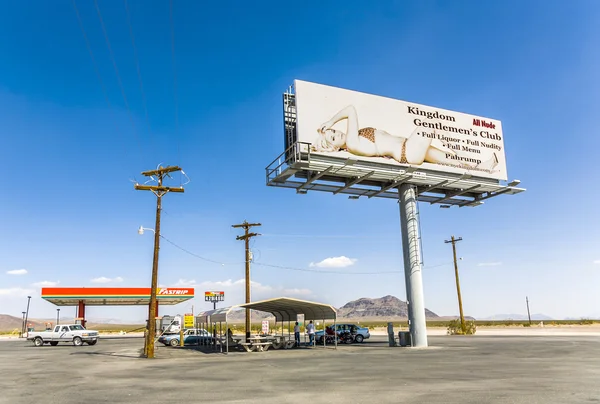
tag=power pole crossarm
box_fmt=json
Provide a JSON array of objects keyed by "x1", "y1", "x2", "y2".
[
  {"x1": 236, "y1": 232, "x2": 260, "y2": 241},
  {"x1": 232, "y1": 223, "x2": 261, "y2": 229},
  {"x1": 135, "y1": 165, "x2": 185, "y2": 359},
  {"x1": 232, "y1": 221, "x2": 261, "y2": 342},
  {"x1": 134, "y1": 185, "x2": 184, "y2": 193}
]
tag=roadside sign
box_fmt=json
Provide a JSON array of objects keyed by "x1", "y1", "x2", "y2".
[
  {"x1": 261, "y1": 320, "x2": 269, "y2": 335},
  {"x1": 184, "y1": 314, "x2": 194, "y2": 329},
  {"x1": 205, "y1": 291, "x2": 225, "y2": 302}
]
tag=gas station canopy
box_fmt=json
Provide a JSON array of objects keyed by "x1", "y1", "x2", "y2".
[{"x1": 41, "y1": 287, "x2": 194, "y2": 306}]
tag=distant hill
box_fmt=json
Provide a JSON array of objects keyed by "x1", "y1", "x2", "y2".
[
  {"x1": 337, "y1": 295, "x2": 439, "y2": 319},
  {"x1": 222, "y1": 296, "x2": 440, "y2": 323},
  {"x1": 0, "y1": 314, "x2": 45, "y2": 332},
  {"x1": 228, "y1": 309, "x2": 274, "y2": 322}
]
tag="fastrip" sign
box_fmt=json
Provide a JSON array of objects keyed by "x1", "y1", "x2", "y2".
[{"x1": 157, "y1": 288, "x2": 192, "y2": 295}]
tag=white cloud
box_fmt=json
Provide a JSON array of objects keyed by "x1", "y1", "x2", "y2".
[
  {"x1": 477, "y1": 262, "x2": 502, "y2": 267},
  {"x1": 593, "y1": 260, "x2": 600, "y2": 265},
  {"x1": 6, "y1": 269, "x2": 28, "y2": 275},
  {"x1": 173, "y1": 279, "x2": 197, "y2": 287},
  {"x1": 91, "y1": 276, "x2": 124, "y2": 284},
  {"x1": 0, "y1": 287, "x2": 34, "y2": 297},
  {"x1": 309, "y1": 256, "x2": 357, "y2": 268},
  {"x1": 32, "y1": 281, "x2": 60, "y2": 288}
]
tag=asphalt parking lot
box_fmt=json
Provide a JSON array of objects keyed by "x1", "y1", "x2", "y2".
[{"x1": 1, "y1": 335, "x2": 599, "y2": 404}]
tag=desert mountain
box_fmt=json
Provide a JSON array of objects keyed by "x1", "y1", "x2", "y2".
[
  {"x1": 0, "y1": 314, "x2": 45, "y2": 332},
  {"x1": 336, "y1": 295, "x2": 439, "y2": 319}
]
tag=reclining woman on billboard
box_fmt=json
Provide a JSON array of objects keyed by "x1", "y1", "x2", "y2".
[{"x1": 311, "y1": 105, "x2": 498, "y2": 172}]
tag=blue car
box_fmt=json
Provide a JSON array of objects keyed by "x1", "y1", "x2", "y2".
[{"x1": 158, "y1": 329, "x2": 212, "y2": 347}]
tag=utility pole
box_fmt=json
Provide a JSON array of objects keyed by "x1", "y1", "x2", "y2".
[
  {"x1": 21, "y1": 312, "x2": 26, "y2": 338},
  {"x1": 232, "y1": 221, "x2": 261, "y2": 342},
  {"x1": 526, "y1": 296, "x2": 532, "y2": 325},
  {"x1": 135, "y1": 165, "x2": 184, "y2": 358},
  {"x1": 445, "y1": 236, "x2": 466, "y2": 334},
  {"x1": 24, "y1": 296, "x2": 31, "y2": 338}
]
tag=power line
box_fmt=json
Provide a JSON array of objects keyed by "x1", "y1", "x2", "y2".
[
  {"x1": 261, "y1": 233, "x2": 385, "y2": 239},
  {"x1": 123, "y1": 0, "x2": 154, "y2": 155},
  {"x1": 160, "y1": 235, "x2": 244, "y2": 265},
  {"x1": 169, "y1": 0, "x2": 182, "y2": 179},
  {"x1": 94, "y1": 0, "x2": 145, "y2": 162},
  {"x1": 253, "y1": 261, "x2": 453, "y2": 274},
  {"x1": 158, "y1": 234, "x2": 453, "y2": 274},
  {"x1": 72, "y1": 0, "x2": 132, "y2": 168},
  {"x1": 253, "y1": 262, "x2": 404, "y2": 275}
]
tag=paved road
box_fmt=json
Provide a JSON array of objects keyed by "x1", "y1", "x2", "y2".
[{"x1": 1, "y1": 335, "x2": 599, "y2": 403}]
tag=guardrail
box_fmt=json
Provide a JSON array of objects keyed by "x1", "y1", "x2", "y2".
[{"x1": 265, "y1": 142, "x2": 312, "y2": 183}]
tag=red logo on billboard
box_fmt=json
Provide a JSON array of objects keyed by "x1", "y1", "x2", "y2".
[{"x1": 472, "y1": 119, "x2": 496, "y2": 129}]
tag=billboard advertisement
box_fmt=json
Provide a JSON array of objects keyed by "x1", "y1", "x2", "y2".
[
  {"x1": 294, "y1": 80, "x2": 508, "y2": 181},
  {"x1": 205, "y1": 291, "x2": 225, "y2": 302}
]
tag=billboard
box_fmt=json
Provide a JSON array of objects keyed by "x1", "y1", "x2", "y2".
[
  {"x1": 205, "y1": 291, "x2": 225, "y2": 302},
  {"x1": 294, "y1": 80, "x2": 508, "y2": 181}
]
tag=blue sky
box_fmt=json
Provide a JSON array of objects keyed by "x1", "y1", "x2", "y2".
[{"x1": 1, "y1": 0, "x2": 599, "y2": 323}]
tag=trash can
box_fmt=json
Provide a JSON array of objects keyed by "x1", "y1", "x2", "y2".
[
  {"x1": 387, "y1": 322, "x2": 395, "y2": 347},
  {"x1": 398, "y1": 331, "x2": 411, "y2": 347}
]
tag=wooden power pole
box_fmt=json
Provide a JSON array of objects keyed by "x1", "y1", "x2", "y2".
[
  {"x1": 232, "y1": 221, "x2": 261, "y2": 342},
  {"x1": 135, "y1": 165, "x2": 184, "y2": 358},
  {"x1": 445, "y1": 236, "x2": 466, "y2": 334},
  {"x1": 526, "y1": 296, "x2": 532, "y2": 325}
]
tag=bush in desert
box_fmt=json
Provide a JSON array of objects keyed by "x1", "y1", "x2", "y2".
[{"x1": 447, "y1": 319, "x2": 477, "y2": 335}]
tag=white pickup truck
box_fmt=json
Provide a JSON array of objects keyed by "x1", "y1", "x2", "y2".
[{"x1": 27, "y1": 324, "x2": 100, "y2": 347}]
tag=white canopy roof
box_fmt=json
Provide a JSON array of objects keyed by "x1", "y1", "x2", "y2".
[{"x1": 197, "y1": 297, "x2": 337, "y2": 323}]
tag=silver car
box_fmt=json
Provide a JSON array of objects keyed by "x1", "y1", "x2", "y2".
[{"x1": 315, "y1": 323, "x2": 371, "y2": 343}]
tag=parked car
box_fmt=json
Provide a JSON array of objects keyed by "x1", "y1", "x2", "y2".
[
  {"x1": 315, "y1": 324, "x2": 370, "y2": 343},
  {"x1": 27, "y1": 324, "x2": 99, "y2": 347},
  {"x1": 158, "y1": 328, "x2": 211, "y2": 347}
]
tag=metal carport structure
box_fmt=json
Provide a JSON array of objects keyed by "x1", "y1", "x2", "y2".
[{"x1": 197, "y1": 297, "x2": 337, "y2": 353}]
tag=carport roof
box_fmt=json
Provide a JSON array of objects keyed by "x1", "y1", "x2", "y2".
[{"x1": 197, "y1": 297, "x2": 337, "y2": 323}]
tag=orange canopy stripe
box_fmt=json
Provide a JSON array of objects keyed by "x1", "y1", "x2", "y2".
[{"x1": 41, "y1": 287, "x2": 194, "y2": 299}]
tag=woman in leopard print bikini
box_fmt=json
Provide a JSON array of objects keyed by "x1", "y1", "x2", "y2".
[{"x1": 312, "y1": 105, "x2": 498, "y2": 172}]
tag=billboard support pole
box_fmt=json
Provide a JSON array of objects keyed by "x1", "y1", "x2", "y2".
[{"x1": 398, "y1": 184, "x2": 428, "y2": 348}]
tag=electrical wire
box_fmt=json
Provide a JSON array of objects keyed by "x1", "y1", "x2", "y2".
[
  {"x1": 72, "y1": 0, "x2": 133, "y2": 168},
  {"x1": 260, "y1": 233, "x2": 391, "y2": 239},
  {"x1": 159, "y1": 235, "x2": 244, "y2": 265},
  {"x1": 123, "y1": 0, "x2": 154, "y2": 155},
  {"x1": 93, "y1": 0, "x2": 145, "y2": 162},
  {"x1": 168, "y1": 0, "x2": 182, "y2": 183},
  {"x1": 159, "y1": 234, "x2": 453, "y2": 275},
  {"x1": 253, "y1": 262, "x2": 404, "y2": 275}
]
